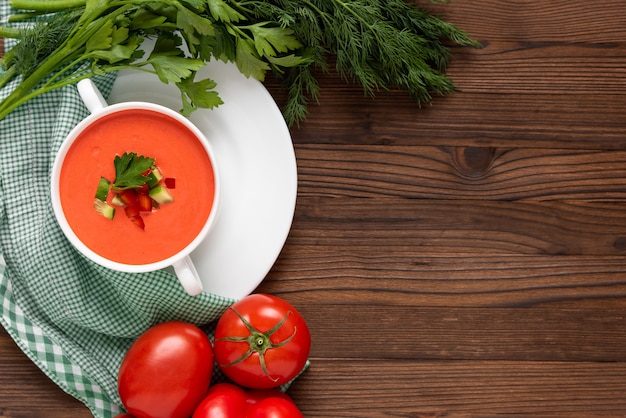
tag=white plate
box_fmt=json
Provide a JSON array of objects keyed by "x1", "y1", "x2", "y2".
[{"x1": 108, "y1": 62, "x2": 297, "y2": 300}]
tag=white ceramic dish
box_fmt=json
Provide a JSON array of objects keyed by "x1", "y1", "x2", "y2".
[{"x1": 109, "y1": 61, "x2": 297, "y2": 300}]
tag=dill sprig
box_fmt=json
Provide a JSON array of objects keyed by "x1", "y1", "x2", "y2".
[
  {"x1": 10, "y1": 10, "x2": 82, "y2": 78},
  {"x1": 240, "y1": 0, "x2": 480, "y2": 126}
]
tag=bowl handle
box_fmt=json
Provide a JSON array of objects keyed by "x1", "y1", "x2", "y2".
[
  {"x1": 172, "y1": 256, "x2": 204, "y2": 296},
  {"x1": 77, "y1": 79, "x2": 108, "y2": 114}
]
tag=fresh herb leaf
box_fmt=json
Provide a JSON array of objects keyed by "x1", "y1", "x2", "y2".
[
  {"x1": 178, "y1": 75, "x2": 223, "y2": 117},
  {"x1": 127, "y1": 9, "x2": 169, "y2": 31},
  {"x1": 206, "y1": 0, "x2": 245, "y2": 23},
  {"x1": 267, "y1": 54, "x2": 310, "y2": 72},
  {"x1": 246, "y1": 23, "x2": 302, "y2": 57},
  {"x1": 235, "y1": 39, "x2": 270, "y2": 81},
  {"x1": 149, "y1": 54, "x2": 206, "y2": 85},
  {"x1": 151, "y1": 33, "x2": 184, "y2": 57},
  {"x1": 113, "y1": 152, "x2": 155, "y2": 190},
  {"x1": 89, "y1": 40, "x2": 141, "y2": 64},
  {"x1": 9, "y1": 9, "x2": 81, "y2": 78},
  {"x1": 198, "y1": 24, "x2": 236, "y2": 62},
  {"x1": 176, "y1": 6, "x2": 215, "y2": 48}
]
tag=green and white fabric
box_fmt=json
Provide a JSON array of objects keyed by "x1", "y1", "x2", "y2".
[{"x1": 0, "y1": 1, "x2": 237, "y2": 416}]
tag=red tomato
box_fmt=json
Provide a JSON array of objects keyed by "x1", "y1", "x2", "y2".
[
  {"x1": 213, "y1": 294, "x2": 311, "y2": 389},
  {"x1": 192, "y1": 383, "x2": 248, "y2": 418},
  {"x1": 118, "y1": 321, "x2": 214, "y2": 418},
  {"x1": 246, "y1": 388, "x2": 294, "y2": 406},
  {"x1": 247, "y1": 397, "x2": 304, "y2": 418},
  {"x1": 192, "y1": 383, "x2": 303, "y2": 418}
]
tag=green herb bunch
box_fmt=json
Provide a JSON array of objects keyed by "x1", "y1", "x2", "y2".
[
  {"x1": 0, "y1": 0, "x2": 478, "y2": 125},
  {"x1": 244, "y1": 0, "x2": 480, "y2": 125},
  {"x1": 0, "y1": 0, "x2": 309, "y2": 120}
]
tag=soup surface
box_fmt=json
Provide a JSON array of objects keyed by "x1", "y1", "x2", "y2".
[{"x1": 59, "y1": 108, "x2": 216, "y2": 265}]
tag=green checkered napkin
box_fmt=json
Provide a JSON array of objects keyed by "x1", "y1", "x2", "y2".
[{"x1": 0, "y1": 3, "x2": 238, "y2": 417}]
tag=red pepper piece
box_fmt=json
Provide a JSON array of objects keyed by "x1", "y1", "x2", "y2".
[
  {"x1": 137, "y1": 192, "x2": 153, "y2": 212},
  {"x1": 124, "y1": 204, "x2": 140, "y2": 219},
  {"x1": 137, "y1": 183, "x2": 150, "y2": 194},
  {"x1": 128, "y1": 215, "x2": 145, "y2": 230},
  {"x1": 164, "y1": 178, "x2": 176, "y2": 189},
  {"x1": 117, "y1": 189, "x2": 138, "y2": 207}
]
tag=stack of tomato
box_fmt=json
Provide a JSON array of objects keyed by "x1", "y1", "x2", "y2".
[{"x1": 114, "y1": 294, "x2": 311, "y2": 418}]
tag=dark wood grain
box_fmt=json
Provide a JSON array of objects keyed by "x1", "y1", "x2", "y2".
[
  {"x1": 293, "y1": 146, "x2": 626, "y2": 199},
  {"x1": 287, "y1": 360, "x2": 626, "y2": 416},
  {"x1": 3, "y1": 0, "x2": 626, "y2": 416}
]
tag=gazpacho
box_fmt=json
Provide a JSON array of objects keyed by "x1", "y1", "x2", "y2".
[{"x1": 59, "y1": 108, "x2": 216, "y2": 265}]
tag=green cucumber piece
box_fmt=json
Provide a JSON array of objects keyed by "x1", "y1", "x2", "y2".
[
  {"x1": 145, "y1": 172, "x2": 158, "y2": 188},
  {"x1": 93, "y1": 199, "x2": 115, "y2": 220},
  {"x1": 146, "y1": 166, "x2": 164, "y2": 187},
  {"x1": 111, "y1": 194, "x2": 125, "y2": 207},
  {"x1": 149, "y1": 184, "x2": 174, "y2": 204},
  {"x1": 95, "y1": 177, "x2": 110, "y2": 201}
]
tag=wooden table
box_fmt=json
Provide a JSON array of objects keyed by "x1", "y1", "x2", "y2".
[{"x1": 3, "y1": 0, "x2": 626, "y2": 416}]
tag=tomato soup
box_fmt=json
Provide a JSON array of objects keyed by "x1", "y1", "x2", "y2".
[{"x1": 59, "y1": 108, "x2": 216, "y2": 265}]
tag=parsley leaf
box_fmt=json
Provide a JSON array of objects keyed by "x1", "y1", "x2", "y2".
[
  {"x1": 178, "y1": 75, "x2": 224, "y2": 117},
  {"x1": 246, "y1": 24, "x2": 302, "y2": 57},
  {"x1": 149, "y1": 54, "x2": 206, "y2": 84},
  {"x1": 177, "y1": 7, "x2": 212, "y2": 33},
  {"x1": 235, "y1": 39, "x2": 270, "y2": 81},
  {"x1": 113, "y1": 152, "x2": 155, "y2": 190},
  {"x1": 206, "y1": 0, "x2": 244, "y2": 23}
]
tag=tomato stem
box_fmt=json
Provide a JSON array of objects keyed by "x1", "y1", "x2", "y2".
[{"x1": 215, "y1": 308, "x2": 298, "y2": 381}]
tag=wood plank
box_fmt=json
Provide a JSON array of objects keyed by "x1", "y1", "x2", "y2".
[
  {"x1": 268, "y1": 41, "x2": 626, "y2": 96},
  {"x1": 258, "y1": 196, "x2": 626, "y2": 307},
  {"x1": 294, "y1": 146, "x2": 626, "y2": 199},
  {"x1": 260, "y1": 304, "x2": 626, "y2": 362},
  {"x1": 287, "y1": 359, "x2": 626, "y2": 416},
  {"x1": 425, "y1": 0, "x2": 626, "y2": 43},
  {"x1": 260, "y1": 252, "x2": 626, "y2": 308},
  {"x1": 282, "y1": 198, "x2": 626, "y2": 256},
  {"x1": 447, "y1": 41, "x2": 626, "y2": 95},
  {"x1": 266, "y1": 90, "x2": 626, "y2": 149}
]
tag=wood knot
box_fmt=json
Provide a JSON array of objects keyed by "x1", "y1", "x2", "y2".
[
  {"x1": 613, "y1": 237, "x2": 626, "y2": 251},
  {"x1": 452, "y1": 147, "x2": 495, "y2": 179}
]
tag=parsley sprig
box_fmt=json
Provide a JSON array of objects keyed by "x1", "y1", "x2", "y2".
[
  {"x1": 0, "y1": 0, "x2": 308, "y2": 120},
  {"x1": 112, "y1": 152, "x2": 154, "y2": 190},
  {"x1": 0, "y1": 0, "x2": 479, "y2": 126}
]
